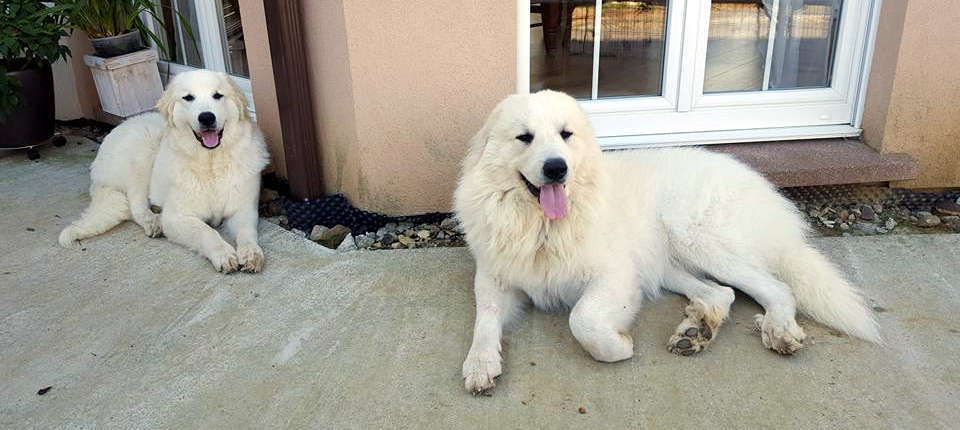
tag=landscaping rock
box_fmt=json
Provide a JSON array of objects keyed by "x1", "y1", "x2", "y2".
[
  {"x1": 356, "y1": 234, "x2": 376, "y2": 249},
  {"x1": 933, "y1": 198, "x2": 960, "y2": 216},
  {"x1": 336, "y1": 233, "x2": 358, "y2": 252},
  {"x1": 885, "y1": 218, "x2": 897, "y2": 230},
  {"x1": 859, "y1": 205, "x2": 876, "y2": 221},
  {"x1": 853, "y1": 222, "x2": 877, "y2": 235},
  {"x1": 916, "y1": 212, "x2": 941, "y2": 228},
  {"x1": 309, "y1": 225, "x2": 329, "y2": 242},
  {"x1": 259, "y1": 188, "x2": 280, "y2": 204},
  {"x1": 317, "y1": 225, "x2": 351, "y2": 249}
]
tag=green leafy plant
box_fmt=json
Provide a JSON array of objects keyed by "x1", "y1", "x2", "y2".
[
  {"x1": 0, "y1": 1, "x2": 71, "y2": 121},
  {"x1": 53, "y1": 0, "x2": 186, "y2": 57}
]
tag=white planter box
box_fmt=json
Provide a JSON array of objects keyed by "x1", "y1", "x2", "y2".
[{"x1": 84, "y1": 49, "x2": 163, "y2": 118}]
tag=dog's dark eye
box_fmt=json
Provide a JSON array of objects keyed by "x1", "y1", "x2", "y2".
[
  {"x1": 182, "y1": 94, "x2": 195, "y2": 102},
  {"x1": 560, "y1": 130, "x2": 573, "y2": 140},
  {"x1": 516, "y1": 133, "x2": 534, "y2": 144},
  {"x1": 212, "y1": 92, "x2": 224, "y2": 100}
]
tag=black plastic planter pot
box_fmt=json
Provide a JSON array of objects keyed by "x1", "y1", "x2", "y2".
[
  {"x1": 90, "y1": 31, "x2": 144, "y2": 58},
  {"x1": 0, "y1": 63, "x2": 55, "y2": 149}
]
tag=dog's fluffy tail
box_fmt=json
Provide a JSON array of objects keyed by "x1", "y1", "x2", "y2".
[
  {"x1": 775, "y1": 244, "x2": 881, "y2": 343},
  {"x1": 58, "y1": 187, "x2": 130, "y2": 247}
]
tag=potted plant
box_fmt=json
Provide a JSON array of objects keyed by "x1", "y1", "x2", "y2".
[
  {"x1": 57, "y1": 0, "x2": 178, "y2": 118},
  {"x1": 58, "y1": 0, "x2": 168, "y2": 58},
  {"x1": 0, "y1": 1, "x2": 71, "y2": 154}
]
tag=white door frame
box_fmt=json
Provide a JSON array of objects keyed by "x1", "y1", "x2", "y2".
[{"x1": 518, "y1": 0, "x2": 883, "y2": 148}]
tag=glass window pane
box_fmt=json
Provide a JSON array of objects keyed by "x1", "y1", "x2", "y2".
[
  {"x1": 157, "y1": 0, "x2": 203, "y2": 68},
  {"x1": 220, "y1": 0, "x2": 250, "y2": 78},
  {"x1": 530, "y1": 1, "x2": 596, "y2": 99},
  {"x1": 597, "y1": 0, "x2": 667, "y2": 98},
  {"x1": 768, "y1": 0, "x2": 842, "y2": 90},
  {"x1": 175, "y1": 0, "x2": 204, "y2": 68},
  {"x1": 704, "y1": 1, "x2": 770, "y2": 93}
]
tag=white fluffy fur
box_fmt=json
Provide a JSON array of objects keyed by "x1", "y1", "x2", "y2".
[
  {"x1": 59, "y1": 70, "x2": 269, "y2": 273},
  {"x1": 456, "y1": 90, "x2": 880, "y2": 394}
]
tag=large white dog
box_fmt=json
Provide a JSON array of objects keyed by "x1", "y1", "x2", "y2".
[
  {"x1": 455, "y1": 90, "x2": 881, "y2": 394},
  {"x1": 59, "y1": 70, "x2": 269, "y2": 273}
]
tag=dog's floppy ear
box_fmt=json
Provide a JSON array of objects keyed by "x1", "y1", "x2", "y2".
[
  {"x1": 155, "y1": 75, "x2": 180, "y2": 126},
  {"x1": 223, "y1": 73, "x2": 250, "y2": 122},
  {"x1": 461, "y1": 96, "x2": 513, "y2": 173}
]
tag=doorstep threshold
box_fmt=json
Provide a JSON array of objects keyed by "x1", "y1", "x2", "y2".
[{"x1": 706, "y1": 139, "x2": 919, "y2": 187}]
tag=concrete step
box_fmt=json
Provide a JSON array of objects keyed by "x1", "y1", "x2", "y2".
[{"x1": 708, "y1": 139, "x2": 919, "y2": 187}]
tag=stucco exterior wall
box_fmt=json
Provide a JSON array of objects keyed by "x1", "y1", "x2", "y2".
[
  {"x1": 295, "y1": 0, "x2": 517, "y2": 214},
  {"x1": 862, "y1": 0, "x2": 960, "y2": 188}
]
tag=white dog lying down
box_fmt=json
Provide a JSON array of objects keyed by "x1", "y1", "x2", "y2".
[
  {"x1": 59, "y1": 70, "x2": 269, "y2": 273},
  {"x1": 455, "y1": 90, "x2": 880, "y2": 394}
]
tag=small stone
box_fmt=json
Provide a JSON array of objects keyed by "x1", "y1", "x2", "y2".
[
  {"x1": 436, "y1": 231, "x2": 447, "y2": 240},
  {"x1": 266, "y1": 200, "x2": 283, "y2": 217},
  {"x1": 308, "y1": 225, "x2": 329, "y2": 241},
  {"x1": 885, "y1": 218, "x2": 897, "y2": 230},
  {"x1": 578, "y1": 407, "x2": 587, "y2": 414},
  {"x1": 417, "y1": 230, "x2": 432, "y2": 240},
  {"x1": 259, "y1": 187, "x2": 280, "y2": 204},
  {"x1": 933, "y1": 198, "x2": 960, "y2": 216},
  {"x1": 318, "y1": 225, "x2": 352, "y2": 249},
  {"x1": 875, "y1": 227, "x2": 888, "y2": 234},
  {"x1": 336, "y1": 233, "x2": 358, "y2": 252},
  {"x1": 821, "y1": 219, "x2": 835, "y2": 228},
  {"x1": 909, "y1": 215, "x2": 918, "y2": 223},
  {"x1": 872, "y1": 203, "x2": 883, "y2": 214},
  {"x1": 808, "y1": 209, "x2": 821, "y2": 218},
  {"x1": 398, "y1": 222, "x2": 414, "y2": 231},
  {"x1": 916, "y1": 212, "x2": 941, "y2": 227},
  {"x1": 853, "y1": 222, "x2": 876, "y2": 235},
  {"x1": 390, "y1": 242, "x2": 404, "y2": 249},
  {"x1": 859, "y1": 205, "x2": 876, "y2": 221},
  {"x1": 440, "y1": 217, "x2": 460, "y2": 231},
  {"x1": 839, "y1": 209, "x2": 850, "y2": 221},
  {"x1": 398, "y1": 235, "x2": 415, "y2": 247},
  {"x1": 942, "y1": 215, "x2": 960, "y2": 224},
  {"x1": 380, "y1": 233, "x2": 396, "y2": 246},
  {"x1": 356, "y1": 234, "x2": 376, "y2": 249},
  {"x1": 379, "y1": 223, "x2": 398, "y2": 235},
  {"x1": 840, "y1": 222, "x2": 849, "y2": 230},
  {"x1": 290, "y1": 228, "x2": 306, "y2": 238},
  {"x1": 403, "y1": 229, "x2": 416, "y2": 237}
]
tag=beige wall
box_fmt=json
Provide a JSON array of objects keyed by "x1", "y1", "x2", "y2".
[
  {"x1": 52, "y1": 32, "x2": 100, "y2": 121},
  {"x1": 862, "y1": 0, "x2": 960, "y2": 188},
  {"x1": 296, "y1": 0, "x2": 517, "y2": 214}
]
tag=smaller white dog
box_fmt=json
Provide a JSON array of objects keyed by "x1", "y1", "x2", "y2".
[{"x1": 59, "y1": 70, "x2": 269, "y2": 273}]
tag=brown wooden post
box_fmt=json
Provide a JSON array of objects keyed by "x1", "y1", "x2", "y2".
[{"x1": 262, "y1": 0, "x2": 323, "y2": 200}]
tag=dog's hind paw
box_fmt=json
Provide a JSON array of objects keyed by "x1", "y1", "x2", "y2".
[
  {"x1": 668, "y1": 298, "x2": 726, "y2": 356},
  {"x1": 754, "y1": 312, "x2": 806, "y2": 355}
]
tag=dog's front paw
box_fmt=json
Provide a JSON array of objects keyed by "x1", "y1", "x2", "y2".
[
  {"x1": 237, "y1": 244, "x2": 264, "y2": 273},
  {"x1": 462, "y1": 352, "x2": 502, "y2": 395},
  {"x1": 141, "y1": 214, "x2": 163, "y2": 238},
  {"x1": 209, "y1": 246, "x2": 239, "y2": 273}
]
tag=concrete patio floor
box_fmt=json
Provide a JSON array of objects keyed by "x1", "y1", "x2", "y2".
[{"x1": 2, "y1": 141, "x2": 959, "y2": 429}]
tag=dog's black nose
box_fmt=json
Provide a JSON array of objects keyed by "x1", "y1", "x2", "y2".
[
  {"x1": 198, "y1": 112, "x2": 216, "y2": 127},
  {"x1": 542, "y1": 158, "x2": 568, "y2": 182}
]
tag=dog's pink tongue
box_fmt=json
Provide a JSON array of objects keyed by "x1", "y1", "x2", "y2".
[
  {"x1": 200, "y1": 130, "x2": 220, "y2": 148},
  {"x1": 538, "y1": 184, "x2": 568, "y2": 220}
]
